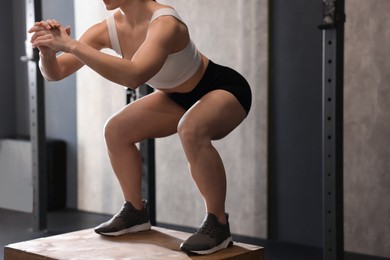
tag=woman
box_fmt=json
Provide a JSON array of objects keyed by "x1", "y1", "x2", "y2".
[{"x1": 28, "y1": 0, "x2": 251, "y2": 255}]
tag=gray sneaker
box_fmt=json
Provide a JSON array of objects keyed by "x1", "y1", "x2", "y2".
[
  {"x1": 180, "y1": 213, "x2": 233, "y2": 255},
  {"x1": 94, "y1": 200, "x2": 151, "y2": 236}
]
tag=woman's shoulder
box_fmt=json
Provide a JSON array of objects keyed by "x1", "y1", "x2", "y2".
[
  {"x1": 79, "y1": 17, "x2": 111, "y2": 49},
  {"x1": 86, "y1": 18, "x2": 110, "y2": 37},
  {"x1": 149, "y1": 3, "x2": 180, "y2": 18}
]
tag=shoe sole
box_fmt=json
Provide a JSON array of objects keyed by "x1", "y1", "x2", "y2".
[
  {"x1": 180, "y1": 236, "x2": 233, "y2": 255},
  {"x1": 96, "y1": 222, "x2": 151, "y2": 236}
]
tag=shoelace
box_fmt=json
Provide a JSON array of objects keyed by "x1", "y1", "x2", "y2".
[{"x1": 197, "y1": 221, "x2": 217, "y2": 238}]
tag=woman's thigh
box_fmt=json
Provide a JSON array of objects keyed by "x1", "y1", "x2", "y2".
[
  {"x1": 178, "y1": 89, "x2": 247, "y2": 141},
  {"x1": 106, "y1": 90, "x2": 185, "y2": 143}
]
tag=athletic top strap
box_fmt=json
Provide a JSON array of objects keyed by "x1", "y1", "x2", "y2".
[
  {"x1": 150, "y1": 8, "x2": 184, "y2": 24},
  {"x1": 106, "y1": 13, "x2": 122, "y2": 56},
  {"x1": 106, "y1": 8, "x2": 183, "y2": 56}
]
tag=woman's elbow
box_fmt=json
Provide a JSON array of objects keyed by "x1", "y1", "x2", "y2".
[
  {"x1": 39, "y1": 66, "x2": 65, "y2": 82},
  {"x1": 42, "y1": 73, "x2": 64, "y2": 82},
  {"x1": 123, "y1": 75, "x2": 147, "y2": 89},
  {"x1": 124, "y1": 81, "x2": 141, "y2": 90}
]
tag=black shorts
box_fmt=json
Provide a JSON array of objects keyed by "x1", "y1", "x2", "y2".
[{"x1": 165, "y1": 60, "x2": 252, "y2": 115}]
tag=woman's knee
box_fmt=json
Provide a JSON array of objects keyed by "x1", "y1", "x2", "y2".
[
  {"x1": 104, "y1": 114, "x2": 131, "y2": 148},
  {"x1": 177, "y1": 119, "x2": 210, "y2": 151},
  {"x1": 104, "y1": 116, "x2": 119, "y2": 145}
]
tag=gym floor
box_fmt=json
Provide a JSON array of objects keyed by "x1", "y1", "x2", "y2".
[{"x1": 0, "y1": 208, "x2": 385, "y2": 260}]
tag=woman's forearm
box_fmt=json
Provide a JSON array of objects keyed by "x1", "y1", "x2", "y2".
[
  {"x1": 69, "y1": 40, "x2": 145, "y2": 89},
  {"x1": 39, "y1": 53, "x2": 64, "y2": 81}
]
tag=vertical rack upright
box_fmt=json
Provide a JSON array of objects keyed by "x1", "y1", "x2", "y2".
[
  {"x1": 24, "y1": 0, "x2": 47, "y2": 231},
  {"x1": 126, "y1": 86, "x2": 156, "y2": 225},
  {"x1": 319, "y1": 0, "x2": 345, "y2": 259}
]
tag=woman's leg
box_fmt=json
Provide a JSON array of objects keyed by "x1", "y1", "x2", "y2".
[
  {"x1": 104, "y1": 91, "x2": 184, "y2": 210},
  {"x1": 177, "y1": 89, "x2": 247, "y2": 224}
]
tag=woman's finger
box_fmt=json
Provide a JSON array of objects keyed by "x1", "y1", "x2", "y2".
[
  {"x1": 65, "y1": 26, "x2": 71, "y2": 36},
  {"x1": 46, "y1": 19, "x2": 61, "y2": 29},
  {"x1": 28, "y1": 22, "x2": 46, "y2": 32},
  {"x1": 31, "y1": 34, "x2": 53, "y2": 48},
  {"x1": 28, "y1": 19, "x2": 61, "y2": 33},
  {"x1": 30, "y1": 30, "x2": 49, "y2": 42},
  {"x1": 28, "y1": 24, "x2": 47, "y2": 33}
]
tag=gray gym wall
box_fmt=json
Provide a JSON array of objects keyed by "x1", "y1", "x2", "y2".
[
  {"x1": 268, "y1": 0, "x2": 324, "y2": 247},
  {"x1": 344, "y1": 0, "x2": 390, "y2": 257},
  {"x1": 74, "y1": 1, "x2": 128, "y2": 215},
  {"x1": 41, "y1": 0, "x2": 78, "y2": 210},
  {"x1": 1, "y1": 1, "x2": 16, "y2": 137}
]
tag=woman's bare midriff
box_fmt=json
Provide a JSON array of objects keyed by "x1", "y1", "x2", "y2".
[{"x1": 157, "y1": 54, "x2": 209, "y2": 94}]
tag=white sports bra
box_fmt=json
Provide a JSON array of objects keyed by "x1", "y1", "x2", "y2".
[{"x1": 106, "y1": 8, "x2": 201, "y2": 89}]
